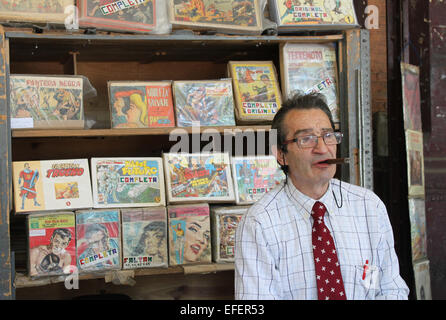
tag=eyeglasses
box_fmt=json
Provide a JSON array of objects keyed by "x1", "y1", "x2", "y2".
[{"x1": 282, "y1": 132, "x2": 343, "y2": 149}]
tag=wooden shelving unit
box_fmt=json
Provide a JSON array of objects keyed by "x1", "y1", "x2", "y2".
[{"x1": 0, "y1": 27, "x2": 371, "y2": 299}]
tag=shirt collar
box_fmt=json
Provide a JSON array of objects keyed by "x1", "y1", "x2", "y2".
[{"x1": 285, "y1": 180, "x2": 337, "y2": 219}]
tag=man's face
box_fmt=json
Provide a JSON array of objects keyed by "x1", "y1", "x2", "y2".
[
  {"x1": 277, "y1": 108, "x2": 337, "y2": 193},
  {"x1": 50, "y1": 234, "x2": 70, "y2": 255}
]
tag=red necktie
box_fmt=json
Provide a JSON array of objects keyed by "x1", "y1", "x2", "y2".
[{"x1": 311, "y1": 201, "x2": 346, "y2": 300}]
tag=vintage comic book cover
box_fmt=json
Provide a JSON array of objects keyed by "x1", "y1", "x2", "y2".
[
  {"x1": 168, "y1": 0, "x2": 263, "y2": 34},
  {"x1": 231, "y1": 156, "x2": 285, "y2": 204},
  {"x1": 269, "y1": 0, "x2": 358, "y2": 31},
  {"x1": 210, "y1": 205, "x2": 248, "y2": 263},
  {"x1": 9, "y1": 75, "x2": 84, "y2": 129},
  {"x1": 27, "y1": 212, "x2": 76, "y2": 278},
  {"x1": 108, "y1": 81, "x2": 175, "y2": 128},
  {"x1": 408, "y1": 198, "x2": 427, "y2": 262},
  {"x1": 167, "y1": 203, "x2": 211, "y2": 266},
  {"x1": 173, "y1": 80, "x2": 236, "y2": 127},
  {"x1": 401, "y1": 63, "x2": 422, "y2": 132},
  {"x1": 0, "y1": 0, "x2": 74, "y2": 24},
  {"x1": 76, "y1": 209, "x2": 121, "y2": 273},
  {"x1": 280, "y1": 42, "x2": 340, "y2": 124},
  {"x1": 91, "y1": 157, "x2": 165, "y2": 208},
  {"x1": 405, "y1": 130, "x2": 425, "y2": 197},
  {"x1": 12, "y1": 159, "x2": 93, "y2": 214},
  {"x1": 78, "y1": 0, "x2": 156, "y2": 33},
  {"x1": 121, "y1": 207, "x2": 168, "y2": 269},
  {"x1": 163, "y1": 152, "x2": 235, "y2": 203},
  {"x1": 228, "y1": 61, "x2": 282, "y2": 123},
  {"x1": 413, "y1": 259, "x2": 432, "y2": 300}
]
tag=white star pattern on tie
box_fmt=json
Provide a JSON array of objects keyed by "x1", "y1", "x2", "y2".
[{"x1": 311, "y1": 201, "x2": 346, "y2": 300}]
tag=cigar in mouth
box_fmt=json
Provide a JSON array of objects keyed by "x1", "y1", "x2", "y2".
[{"x1": 322, "y1": 158, "x2": 350, "y2": 165}]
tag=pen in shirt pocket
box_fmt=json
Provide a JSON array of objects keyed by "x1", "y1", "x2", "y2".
[{"x1": 362, "y1": 260, "x2": 369, "y2": 280}]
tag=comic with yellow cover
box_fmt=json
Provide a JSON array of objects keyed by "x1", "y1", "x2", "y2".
[{"x1": 228, "y1": 61, "x2": 282, "y2": 123}]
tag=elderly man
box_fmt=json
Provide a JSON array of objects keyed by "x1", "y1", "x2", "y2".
[{"x1": 235, "y1": 93, "x2": 409, "y2": 300}]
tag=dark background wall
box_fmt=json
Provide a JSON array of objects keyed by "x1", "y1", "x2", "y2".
[{"x1": 386, "y1": 0, "x2": 446, "y2": 299}]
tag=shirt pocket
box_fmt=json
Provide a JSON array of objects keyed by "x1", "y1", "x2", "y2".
[{"x1": 353, "y1": 264, "x2": 380, "y2": 299}]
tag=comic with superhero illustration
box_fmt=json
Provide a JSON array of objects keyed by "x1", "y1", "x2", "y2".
[
  {"x1": 76, "y1": 209, "x2": 121, "y2": 273},
  {"x1": 9, "y1": 75, "x2": 84, "y2": 129},
  {"x1": 168, "y1": 203, "x2": 211, "y2": 266},
  {"x1": 269, "y1": 0, "x2": 358, "y2": 31},
  {"x1": 12, "y1": 159, "x2": 93, "y2": 214},
  {"x1": 121, "y1": 207, "x2": 168, "y2": 269},
  {"x1": 108, "y1": 81, "x2": 175, "y2": 128},
  {"x1": 280, "y1": 42, "x2": 340, "y2": 125},
  {"x1": 231, "y1": 156, "x2": 285, "y2": 205},
  {"x1": 27, "y1": 212, "x2": 76, "y2": 278},
  {"x1": 163, "y1": 152, "x2": 235, "y2": 203},
  {"x1": 0, "y1": 0, "x2": 74, "y2": 24},
  {"x1": 91, "y1": 157, "x2": 165, "y2": 208},
  {"x1": 78, "y1": 0, "x2": 157, "y2": 33},
  {"x1": 168, "y1": 0, "x2": 263, "y2": 34},
  {"x1": 211, "y1": 206, "x2": 248, "y2": 262},
  {"x1": 173, "y1": 80, "x2": 236, "y2": 127},
  {"x1": 228, "y1": 61, "x2": 282, "y2": 123}
]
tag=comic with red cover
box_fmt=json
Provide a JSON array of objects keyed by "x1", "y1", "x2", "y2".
[{"x1": 28, "y1": 212, "x2": 76, "y2": 277}]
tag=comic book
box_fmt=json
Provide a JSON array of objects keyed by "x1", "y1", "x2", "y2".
[
  {"x1": 27, "y1": 212, "x2": 76, "y2": 277},
  {"x1": 76, "y1": 209, "x2": 121, "y2": 273},
  {"x1": 9, "y1": 75, "x2": 84, "y2": 129},
  {"x1": 0, "y1": 0, "x2": 74, "y2": 24},
  {"x1": 167, "y1": 203, "x2": 211, "y2": 266},
  {"x1": 231, "y1": 156, "x2": 285, "y2": 204},
  {"x1": 108, "y1": 81, "x2": 175, "y2": 128},
  {"x1": 172, "y1": 80, "x2": 236, "y2": 127},
  {"x1": 401, "y1": 63, "x2": 422, "y2": 132},
  {"x1": 12, "y1": 159, "x2": 93, "y2": 214},
  {"x1": 210, "y1": 206, "x2": 248, "y2": 263},
  {"x1": 413, "y1": 260, "x2": 432, "y2": 300},
  {"x1": 405, "y1": 130, "x2": 425, "y2": 197},
  {"x1": 269, "y1": 0, "x2": 358, "y2": 32},
  {"x1": 280, "y1": 42, "x2": 340, "y2": 124},
  {"x1": 163, "y1": 152, "x2": 235, "y2": 203},
  {"x1": 121, "y1": 207, "x2": 168, "y2": 269},
  {"x1": 408, "y1": 198, "x2": 427, "y2": 262},
  {"x1": 228, "y1": 61, "x2": 282, "y2": 123},
  {"x1": 168, "y1": 0, "x2": 263, "y2": 34},
  {"x1": 91, "y1": 157, "x2": 165, "y2": 208},
  {"x1": 78, "y1": 0, "x2": 157, "y2": 33}
]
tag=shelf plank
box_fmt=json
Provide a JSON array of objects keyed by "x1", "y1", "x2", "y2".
[
  {"x1": 5, "y1": 28, "x2": 344, "y2": 43},
  {"x1": 14, "y1": 263, "x2": 234, "y2": 289},
  {"x1": 12, "y1": 126, "x2": 272, "y2": 138}
]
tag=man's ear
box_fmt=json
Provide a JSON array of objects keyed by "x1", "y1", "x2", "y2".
[{"x1": 272, "y1": 145, "x2": 286, "y2": 167}]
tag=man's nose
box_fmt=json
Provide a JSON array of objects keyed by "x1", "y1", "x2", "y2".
[{"x1": 313, "y1": 136, "x2": 329, "y2": 153}]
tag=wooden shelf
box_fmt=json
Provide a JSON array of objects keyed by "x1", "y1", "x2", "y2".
[
  {"x1": 11, "y1": 126, "x2": 272, "y2": 138},
  {"x1": 14, "y1": 263, "x2": 234, "y2": 289}
]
